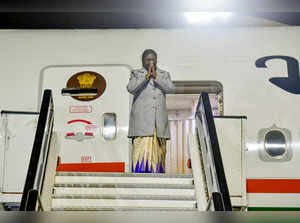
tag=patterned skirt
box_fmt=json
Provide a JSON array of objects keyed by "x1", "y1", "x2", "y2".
[{"x1": 132, "y1": 129, "x2": 167, "y2": 173}]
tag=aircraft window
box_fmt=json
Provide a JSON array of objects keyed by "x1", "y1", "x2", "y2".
[
  {"x1": 264, "y1": 130, "x2": 287, "y2": 158},
  {"x1": 103, "y1": 113, "x2": 117, "y2": 140}
]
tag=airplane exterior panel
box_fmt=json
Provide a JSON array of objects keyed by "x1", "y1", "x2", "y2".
[{"x1": 0, "y1": 28, "x2": 300, "y2": 207}]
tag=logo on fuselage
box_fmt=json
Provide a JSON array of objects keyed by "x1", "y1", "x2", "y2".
[
  {"x1": 255, "y1": 55, "x2": 300, "y2": 94},
  {"x1": 66, "y1": 71, "x2": 106, "y2": 101}
]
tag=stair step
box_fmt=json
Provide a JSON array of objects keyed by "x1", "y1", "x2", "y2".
[
  {"x1": 52, "y1": 194, "x2": 195, "y2": 200},
  {"x1": 55, "y1": 176, "x2": 194, "y2": 186},
  {"x1": 53, "y1": 187, "x2": 195, "y2": 198},
  {"x1": 54, "y1": 183, "x2": 194, "y2": 189},
  {"x1": 51, "y1": 207, "x2": 197, "y2": 211},
  {"x1": 56, "y1": 172, "x2": 193, "y2": 178},
  {"x1": 52, "y1": 173, "x2": 197, "y2": 211},
  {"x1": 52, "y1": 198, "x2": 197, "y2": 210}
]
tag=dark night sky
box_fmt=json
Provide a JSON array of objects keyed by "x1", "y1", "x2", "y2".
[{"x1": 1, "y1": 0, "x2": 300, "y2": 28}]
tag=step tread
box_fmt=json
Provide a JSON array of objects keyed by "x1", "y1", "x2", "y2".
[
  {"x1": 55, "y1": 176, "x2": 194, "y2": 186},
  {"x1": 52, "y1": 194, "x2": 196, "y2": 200},
  {"x1": 51, "y1": 207, "x2": 198, "y2": 211},
  {"x1": 53, "y1": 187, "x2": 195, "y2": 197},
  {"x1": 52, "y1": 199, "x2": 197, "y2": 209},
  {"x1": 54, "y1": 183, "x2": 195, "y2": 189},
  {"x1": 56, "y1": 172, "x2": 193, "y2": 178}
]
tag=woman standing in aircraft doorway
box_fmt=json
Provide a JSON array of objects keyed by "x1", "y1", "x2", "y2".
[{"x1": 127, "y1": 49, "x2": 175, "y2": 173}]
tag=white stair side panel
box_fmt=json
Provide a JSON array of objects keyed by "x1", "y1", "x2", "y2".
[{"x1": 188, "y1": 134, "x2": 208, "y2": 211}]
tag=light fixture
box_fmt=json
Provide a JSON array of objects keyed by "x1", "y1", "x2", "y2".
[{"x1": 185, "y1": 12, "x2": 232, "y2": 24}]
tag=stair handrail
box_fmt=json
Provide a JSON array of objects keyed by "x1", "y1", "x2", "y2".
[
  {"x1": 19, "y1": 89, "x2": 54, "y2": 211},
  {"x1": 195, "y1": 92, "x2": 232, "y2": 211}
]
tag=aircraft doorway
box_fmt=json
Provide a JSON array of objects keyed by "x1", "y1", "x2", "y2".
[{"x1": 165, "y1": 81, "x2": 223, "y2": 174}]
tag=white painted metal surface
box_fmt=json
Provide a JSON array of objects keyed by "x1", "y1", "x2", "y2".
[
  {"x1": 214, "y1": 118, "x2": 247, "y2": 207},
  {"x1": 40, "y1": 132, "x2": 62, "y2": 211},
  {"x1": 0, "y1": 113, "x2": 38, "y2": 192},
  {"x1": 41, "y1": 65, "x2": 131, "y2": 171},
  {"x1": 248, "y1": 193, "x2": 300, "y2": 207},
  {"x1": 188, "y1": 134, "x2": 207, "y2": 211}
]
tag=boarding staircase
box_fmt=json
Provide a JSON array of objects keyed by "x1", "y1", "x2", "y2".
[
  {"x1": 19, "y1": 90, "x2": 232, "y2": 212},
  {"x1": 52, "y1": 172, "x2": 196, "y2": 211}
]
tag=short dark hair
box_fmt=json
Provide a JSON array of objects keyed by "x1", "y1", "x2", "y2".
[{"x1": 142, "y1": 49, "x2": 157, "y2": 61}]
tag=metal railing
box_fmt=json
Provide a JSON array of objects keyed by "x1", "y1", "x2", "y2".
[
  {"x1": 19, "y1": 89, "x2": 54, "y2": 211},
  {"x1": 195, "y1": 92, "x2": 232, "y2": 211}
]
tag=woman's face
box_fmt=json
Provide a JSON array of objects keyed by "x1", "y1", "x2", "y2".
[{"x1": 143, "y1": 53, "x2": 157, "y2": 70}]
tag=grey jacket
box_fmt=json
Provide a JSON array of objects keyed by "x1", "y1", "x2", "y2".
[{"x1": 127, "y1": 67, "x2": 175, "y2": 139}]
